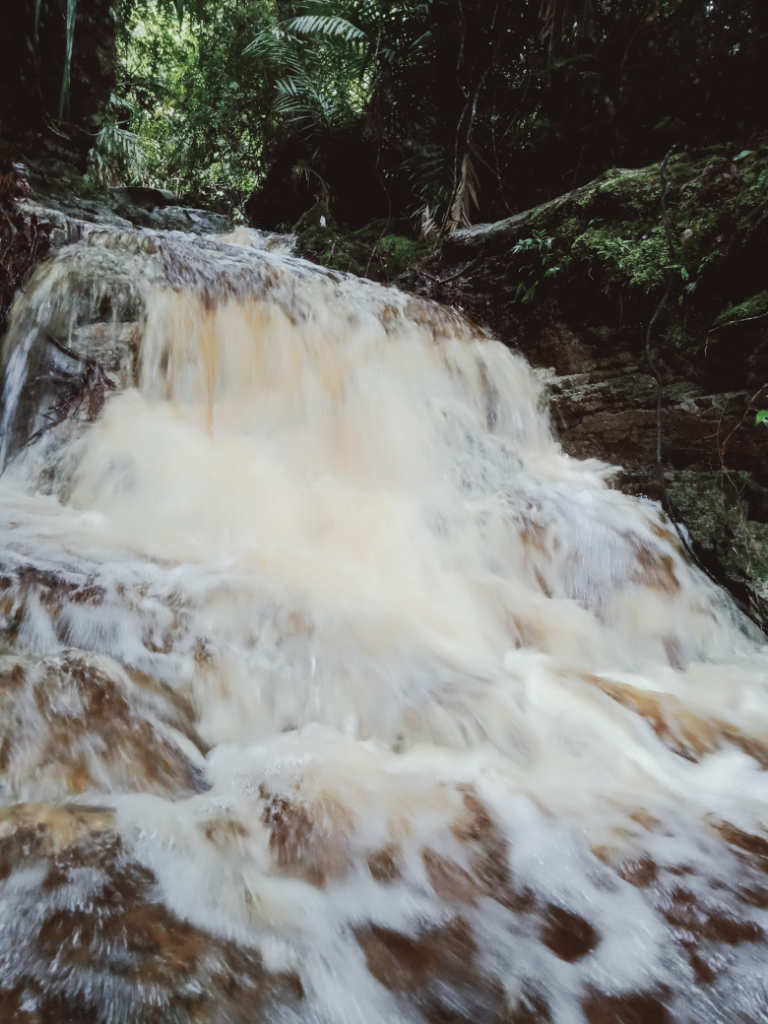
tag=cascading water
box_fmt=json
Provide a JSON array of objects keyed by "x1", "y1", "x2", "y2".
[{"x1": 0, "y1": 227, "x2": 765, "y2": 1024}]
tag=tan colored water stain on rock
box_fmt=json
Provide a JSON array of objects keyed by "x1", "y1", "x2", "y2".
[
  {"x1": 586, "y1": 675, "x2": 768, "y2": 767},
  {"x1": 451, "y1": 790, "x2": 533, "y2": 912},
  {"x1": 367, "y1": 841, "x2": 402, "y2": 883},
  {"x1": 422, "y1": 847, "x2": 480, "y2": 905},
  {"x1": 713, "y1": 820, "x2": 768, "y2": 872}
]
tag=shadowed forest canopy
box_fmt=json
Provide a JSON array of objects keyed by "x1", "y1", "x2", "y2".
[
  {"x1": 5, "y1": 0, "x2": 768, "y2": 230},
  {"x1": 102, "y1": 0, "x2": 768, "y2": 229}
]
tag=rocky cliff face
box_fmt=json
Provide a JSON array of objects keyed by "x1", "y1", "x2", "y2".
[{"x1": 403, "y1": 149, "x2": 768, "y2": 625}]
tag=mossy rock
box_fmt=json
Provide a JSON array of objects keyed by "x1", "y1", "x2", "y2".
[
  {"x1": 431, "y1": 145, "x2": 768, "y2": 361},
  {"x1": 666, "y1": 470, "x2": 768, "y2": 614},
  {"x1": 715, "y1": 291, "x2": 768, "y2": 327},
  {"x1": 294, "y1": 221, "x2": 433, "y2": 283}
]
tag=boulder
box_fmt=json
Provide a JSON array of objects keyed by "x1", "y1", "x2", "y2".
[{"x1": 109, "y1": 186, "x2": 179, "y2": 213}]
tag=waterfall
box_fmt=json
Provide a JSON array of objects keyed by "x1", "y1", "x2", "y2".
[{"x1": 0, "y1": 227, "x2": 765, "y2": 1024}]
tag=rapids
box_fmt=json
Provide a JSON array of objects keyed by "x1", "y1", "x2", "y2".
[{"x1": 0, "y1": 227, "x2": 765, "y2": 1024}]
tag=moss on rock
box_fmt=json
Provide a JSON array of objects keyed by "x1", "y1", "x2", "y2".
[
  {"x1": 666, "y1": 470, "x2": 768, "y2": 615},
  {"x1": 294, "y1": 220, "x2": 432, "y2": 283},
  {"x1": 425, "y1": 146, "x2": 768, "y2": 361},
  {"x1": 715, "y1": 291, "x2": 768, "y2": 327}
]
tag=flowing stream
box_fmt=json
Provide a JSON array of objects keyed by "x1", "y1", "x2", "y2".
[{"x1": 0, "y1": 227, "x2": 766, "y2": 1024}]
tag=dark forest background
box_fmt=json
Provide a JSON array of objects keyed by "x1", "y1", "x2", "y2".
[{"x1": 1, "y1": 0, "x2": 766, "y2": 233}]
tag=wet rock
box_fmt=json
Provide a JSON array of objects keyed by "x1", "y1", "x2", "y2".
[
  {"x1": 663, "y1": 469, "x2": 768, "y2": 610},
  {"x1": 583, "y1": 991, "x2": 671, "y2": 1024},
  {"x1": 540, "y1": 904, "x2": 600, "y2": 963},
  {"x1": 182, "y1": 209, "x2": 234, "y2": 235},
  {"x1": 259, "y1": 783, "x2": 353, "y2": 887},
  {"x1": 0, "y1": 160, "x2": 52, "y2": 332},
  {"x1": 356, "y1": 917, "x2": 513, "y2": 1024},
  {"x1": 0, "y1": 804, "x2": 304, "y2": 1024},
  {"x1": 109, "y1": 186, "x2": 179, "y2": 213},
  {"x1": 9, "y1": 162, "x2": 233, "y2": 249},
  {"x1": 0, "y1": 651, "x2": 207, "y2": 801}
]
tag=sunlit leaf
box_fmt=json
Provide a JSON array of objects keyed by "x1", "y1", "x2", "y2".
[{"x1": 756, "y1": 410, "x2": 768, "y2": 427}]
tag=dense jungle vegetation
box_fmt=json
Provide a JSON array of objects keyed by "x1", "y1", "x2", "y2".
[{"x1": 70, "y1": 0, "x2": 766, "y2": 234}]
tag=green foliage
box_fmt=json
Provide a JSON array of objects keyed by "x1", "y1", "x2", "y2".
[
  {"x1": 34, "y1": 0, "x2": 186, "y2": 122},
  {"x1": 715, "y1": 292, "x2": 768, "y2": 327},
  {"x1": 492, "y1": 149, "x2": 768, "y2": 368},
  {"x1": 59, "y1": 0, "x2": 77, "y2": 119},
  {"x1": 283, "y1": 15, "x2": 366, "y2": 42},
  {"x1": 87, "y1": 96, "x2": 151, "y2": 185},
  {"x1": 34, "y1": 0, "x2": 44, "y2": 54},
  {"x1": 572, "y1": 228, "x2": 670, "y2": 292},
  {"x1": 32, "y1": 0, "x2": 79, "y2": 120},
  {"x1": 741, "y1": 158, "x2": 768, "y2": 208},
  {"x1": 378, "y1": 234, "x2": 430, "y2": 278},
  {"x1": 294, "y1": 221, "x2": 431, "y2": 281},
  {"x1": 74, "y1": 0, "x2": 766, "y2": 232},
  {"x1": 107, "y1": 0, "x2": 274, "y2": 212},
  {"x1": 508, "y1": 231, "x2": 570, "y2": 303},
  {"x1": 756, "y1": 410, "x2": 768, "y2": 427}
]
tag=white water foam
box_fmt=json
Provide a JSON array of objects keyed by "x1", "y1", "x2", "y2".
[{"x1": 0, "y1": 230, "x2": 766, "y2": 1023}]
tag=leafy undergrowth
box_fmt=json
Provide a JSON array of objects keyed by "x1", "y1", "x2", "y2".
[
  {"x1": 474, "y1": 145, "x2": 768, "y2": 361},
  {"x1": 294, "y1": 220, "x2": 433, "y2": 284}
]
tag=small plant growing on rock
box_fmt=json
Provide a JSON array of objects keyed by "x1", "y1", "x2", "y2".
[{"x1": 509, "y1": 231, "x2": 570, "y2": 303}]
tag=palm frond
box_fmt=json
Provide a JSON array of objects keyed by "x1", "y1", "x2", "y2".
[
  {"x1": 244, "y1": 28, "x2": 299, "y2": 58},
  {"x1": 291, "y1": 160, "x2": 331, "y2": 203},
  {"x1": 34, "y1": 0, "x2": 44, "y2": 52},
  {"x1": 284, "y1": 15, "x2": 366, "y2": 43},
  {"x1": 403, "y1": 145, "x2": 450, "y2": 209},
  {"x1": 91, "y1": 112, "x2": 152, "y2": 185},
  {"x1": 416, "y1": 204, "x2": 439, "y2": 243},
  {"x1": 59, "y1": 0, "x2": 77, "y2": 120},
  {"x1": 444, "y1": 153, "x2": 480, "y2": 235}
]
